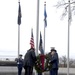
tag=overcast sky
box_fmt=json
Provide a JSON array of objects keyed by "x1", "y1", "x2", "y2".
[{"x1": 0, "y1": 0, "x2": 75, "y2": 59}]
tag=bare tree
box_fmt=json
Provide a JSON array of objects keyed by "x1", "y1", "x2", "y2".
[
  {"x1": 54, "y1": 0, "x2": 75, "y2": 19},
  {"x1": 69, "y1": 58, "x2": 75, "y2": 67},
  {"x1": 59, "y1": 55, "x2": 67, "y2": 67},
  {"x1": 62, "y1": 55, "x2": 67, "y2": 67},
  {"x1": 59, "y1": 55, "x2": 75, "y2": 67}
]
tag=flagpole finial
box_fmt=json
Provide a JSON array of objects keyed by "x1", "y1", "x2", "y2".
[
  {"x1": 18, "y1": 0, "x2": 20, "y2": 3},
  {"x1": 44, "y1": 1, "x2": 46, "y2": 6},
  {"x1": 68, "y1": 0, "x2": 70, "y2": 2},
  {"x1": 18, "y1": 2, "x2": 20, "y2": 3}
]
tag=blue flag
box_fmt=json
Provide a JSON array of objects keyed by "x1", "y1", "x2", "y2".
[
  {"x1": 39, "y1": 32, "x2": 44, "y2": 54},
  {"x1": 44, "y1": 3, "x2": 47, "y2": 27},
  {"x1": 18, "y1": 2, "x2": 22, "y2": 25}
]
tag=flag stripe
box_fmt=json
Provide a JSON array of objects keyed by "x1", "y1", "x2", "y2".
[{"x1": 30, "y1": 29, "x2": 34, "y2": 48}]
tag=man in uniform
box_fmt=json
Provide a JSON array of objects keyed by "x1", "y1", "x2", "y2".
[
  {"x1": 49, "y1": 47, "x2": 59, "y2": 75},
  {"x1": 17, "y1": 54, "x2": 23, "y2": 75}
]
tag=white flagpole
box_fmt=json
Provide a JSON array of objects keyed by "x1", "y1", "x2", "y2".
[
  {"x1": 43, "y1": 2, "x2": 47, "y2": 75},
  {"x1": 67, "y1": 11, "x2": 70, "y2": 75},
  {"x1": 35, "y1": 0, "x2": 40, "y2": 75},
  {"x1": 43, "y1": 1, "x2": 46, "y2": 55},
  {"x1": 43, "y1": 9, "x2": 46, "y2": 75},
  {"x1": 67, "y1": 0, "x2": 71, "y2": 75},
  {"x1": 42, "y1": 22, "x2": 45, "y2": 75},
  {"x1": 18, "y1": 0, "x2": 20, "y2": 58},
  {"x1": 36, "y1": 0, "x2": 40, "y2": 57},
  {"x1": 18, "y1": 25, "x2": 20, "y2": 58},
  {"x1": 18, "y1": 0, "x2": 20, "y2": 2},
  {"x1": 44, "y1": 23, "x2": 45, "y2": 54}
]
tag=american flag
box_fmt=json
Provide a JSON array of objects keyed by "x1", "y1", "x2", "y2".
[{"x1": 30, "y1": 29, "x2": 34, "y2": 48}]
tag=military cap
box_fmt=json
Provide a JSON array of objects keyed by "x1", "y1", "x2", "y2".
[{"x1": 51, "y1": 47, "x2": 56, "y2": 52}]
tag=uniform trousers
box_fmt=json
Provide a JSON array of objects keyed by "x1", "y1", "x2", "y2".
[
  {"x1": 50, "y1": 69, "x2": 58, "y2": 75},
  {"x1": 38, "y1": 73, "x2": 42, "y2": 75},
  {"x1": 18, "y1": 67, "x2": 22, "y2": 75}
]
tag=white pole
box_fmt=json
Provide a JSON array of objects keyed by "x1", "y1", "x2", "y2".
[
  {"x1": 67, "y1": 0, "x2": 71, "y2": 75},
  {"x1": 67, "y1": 13, "x2": 70, "y2": 75},
  {"x1": 43, "y1": 1, "x2": 47, "y2": 54},
  {"x1": 18, "y1": 0, "x2": 20, "y2": 58},
  {"x1": 43, "y1": 2, "x2": 47, "y2": 75},
  {"x1": 36, "y1": 0, "x2": 40, "y2": 56},
  {"x1": 42, "y1": 23, "x2": 45, "y2": 75},
  {"x1": 35, "y1": 0, "x2": 40, "y2": 75},
  {"x1": 44, "y1": 24, "x2": 45, "y2": 54},
  {"x1": 18, "y1": 25, "x2": 20, "y2": 58},
  {"x1": 67, "y1": 14, "x2": 70, "y2": 75}
]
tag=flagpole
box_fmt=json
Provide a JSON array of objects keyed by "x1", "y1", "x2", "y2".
[
  {"x1": 18, "y1": 0, "x2": 21, "y2": 58},
  {"x1": 18, "y1": 25, "x2": 20, "y2": 58},
  {"x1": 67, "y1": 12, "x2": 70, "y2": 75},
  {"x1": 36, "y1": 0, "x2": 40, "y2": 56},
  {"x1": 35, "y1": 0, "x2": 40, "y2": 75},
  {"x1": 67, "y1": 0, "x2": 71, "y2": 75},
  {"x1": 43, "y1": 2, "x2": 45, "y2": 55},
  {"x1": 42, "y1": 22, "x2": 45, "y2": 75},
  {"x1": 44, "y1": 23, "x2": 45, "y2": 54},
  {"x1": 67, "y1": 9, "x2": 70, "y2": 75},
  {"x1": 43, "y1": 1, "x2": 47, "y2": 54},
  {"x1": 43, "y1": 2, "x2": 47, "y2": 75}
]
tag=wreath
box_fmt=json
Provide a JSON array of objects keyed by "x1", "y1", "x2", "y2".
[
  {"x1": 35, "y1": 54, "x2": 45, "y2": 73},
  {"x1": 44, "y1": 53, "x2": 52, "y2": 71},
  {"x1": 35, "y1": 53, "x2": 52, "y2": 73}
]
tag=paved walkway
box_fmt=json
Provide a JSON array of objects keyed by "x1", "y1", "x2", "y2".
[{"x1": 0, "y1": 66, "x2": 75, "y2": 75}]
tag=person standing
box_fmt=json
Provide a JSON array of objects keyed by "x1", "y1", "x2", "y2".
[
  {"x1": 17, "y1": 54, "x2": 23, "y2": 75},
  {"x1": 23, "y1": 48, "x2": 37, "y2": 75},
  {"x1": 49, "y1": 47, "x2": 59, "y2": 75}
]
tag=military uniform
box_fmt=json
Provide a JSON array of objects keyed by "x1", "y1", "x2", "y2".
[
  {"x1": 49, "y1": 48, "x2": 59, "y2": 75},
  {"x1": 17, "y1": 55, "x2": 23, "y2": 75}
]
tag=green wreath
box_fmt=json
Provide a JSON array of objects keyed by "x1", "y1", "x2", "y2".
[
  {"x1": 45, "y1": 53, "x2": 52, "y2": 71},
  {"x1": 35, "y1": 54, "x2": 52, "y2": 73},
  {"x1": 35, "y1": 55, "x2": 44, "y2": 73}
]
